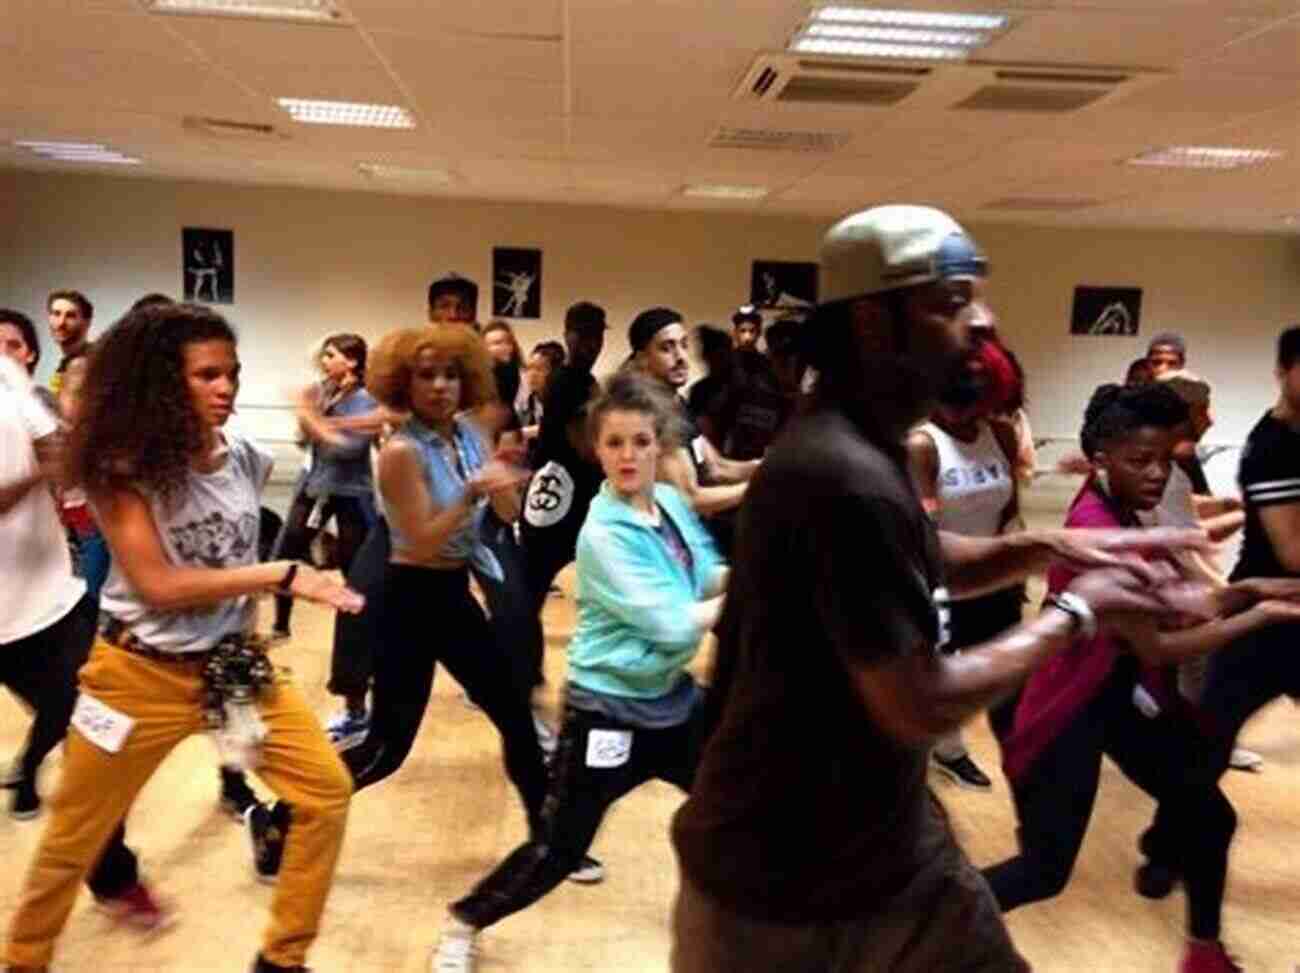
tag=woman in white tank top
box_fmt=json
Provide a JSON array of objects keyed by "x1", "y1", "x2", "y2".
[{"x1": 906, "y1": 326, "x2": 1023, "y2": 792}]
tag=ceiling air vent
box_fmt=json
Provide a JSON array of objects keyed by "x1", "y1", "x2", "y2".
[
  {"x1": 736, "y1": 53, "x2": 927, "y2": 106},
  {"x1": 183, "y1": 116, "x2": 285, "y2": 140},
  {"x1": 982, "y1": 196, "x2": 1102, "y2": 212},
  {"x1": 954, "y1": 69, "x2": 1130, "y2": 112},
  {"x1": 708, "y1": 126, "x2": 850, "y2": 152}
]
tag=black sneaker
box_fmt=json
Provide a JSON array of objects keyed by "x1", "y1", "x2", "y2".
[
  {"x1": 566, "y1": 855, "x2": 605, "y2": 884},
  {"x1": 250, "y1": 954, "x2": 313, "y2": 972},
  {"x1": 932, "y1": 753, "x2": 993, "y2": 791},
  {"x1": 245, "y1": 801, "x2": 290, "y2": 885},
  {"x1": 220, "y1": 768, "x2": 259, "y2": 820},
  {"x1": 9, "y1": 778, "x2": 40, "y2": 821}
]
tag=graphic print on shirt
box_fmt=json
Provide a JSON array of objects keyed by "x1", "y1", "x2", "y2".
[
  {"x1": 524, "y1": 460, "x2": 575, "y2": 528},
  {"x1": 932, "y1": 586, "x2": 952, "y2": 652},
  {"x1": 169, "y1": 510, "x2": 259, "y2": 567}
]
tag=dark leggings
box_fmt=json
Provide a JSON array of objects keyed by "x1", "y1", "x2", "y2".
[
  {"x1": 1140, "y1": 621, "x2": 1300, "y2": 872},
  {"x1": 326, "y1": 519, "x2": 390, "y2": 699},
  {"x1": 474, "y1": 513, "x2": 546, "y2": 698},
  {"x1": 0, "y1": 595, "x2": 137, "y2": 898},
  {"x1": 982, "y1": 665, "x2": 1234, "y2": 941},
  {"x1": 340, "y1": 564, "x2": 547, "y2": 826},
  {"x1": 273, "y1": 490, "x2": 371, "y2": 633},
  {"x1": 452, "y1": 701, "x2": 709, "y2": 930}
]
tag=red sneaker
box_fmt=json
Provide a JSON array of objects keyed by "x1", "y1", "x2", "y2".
[
  {"x1": 94, "y1": 881, "x2": 177, "y2": 934},
  {"x1": 1180, "y1": 940, "x2": 1242, "y2": 973}
]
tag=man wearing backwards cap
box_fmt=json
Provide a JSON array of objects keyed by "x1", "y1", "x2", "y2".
[
  {"x1": 628, "y1": 308, "x2": 758, "y2": 522},
  {"x1": 671, "y1": 205, "x2": 1205, "y2": 972},
  {"x1": 427, "y1": 272, "x2": 479, "y2": 326}
]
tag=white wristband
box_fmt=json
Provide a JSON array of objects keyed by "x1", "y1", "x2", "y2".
[{"x1": 1048, "y1": 591, "x2": 1098, "y2": 641}]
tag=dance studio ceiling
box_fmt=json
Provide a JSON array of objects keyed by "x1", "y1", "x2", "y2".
[{"x1": 2, "y1": 0, "x2": 1299, "y2": 232}]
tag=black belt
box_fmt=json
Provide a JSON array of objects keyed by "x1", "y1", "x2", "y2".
[{"x1": 100, "y1": 619, "x2": 215, "y2": 664}]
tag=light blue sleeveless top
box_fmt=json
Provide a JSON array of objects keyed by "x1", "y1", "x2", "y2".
[{"x1": 386, "y1": 416, "x2": 503, "y2": 581}]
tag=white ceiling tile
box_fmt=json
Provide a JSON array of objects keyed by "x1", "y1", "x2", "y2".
[
  {"x1": 347, "y1": 0, "x2": 563, "y2": 39},
  {"x1": 368, "y1": 29, "x2": 564, "y2": 83},
  {"x1": 984, "y1": 9, "x2": 1271, "y2": 67},
  {"x1": 1201, "y1": 23, "x2": 1300, "y2": 78}
]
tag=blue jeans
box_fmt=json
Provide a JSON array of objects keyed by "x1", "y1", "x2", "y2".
[{"x1": 76, "y1": 529, "x2": 111, "y2": 604}]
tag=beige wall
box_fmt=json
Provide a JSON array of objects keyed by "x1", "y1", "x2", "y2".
[{"x1": 4, "y1": 170, "x2": 1298, "y2": 449}]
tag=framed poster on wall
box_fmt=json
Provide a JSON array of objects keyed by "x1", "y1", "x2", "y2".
[
  {"x1": 182, "y1": 227, "x2": 235, "y2": 304},
  {"x1": 1070, "y1": 285, "x2": 1142, "y2": 336},
  {"x1": 493, "y1": 247, "x2": 542, "y2": 319},
  {"x1": 750, "y1": 260, "x2": 817, "y2": 313}
]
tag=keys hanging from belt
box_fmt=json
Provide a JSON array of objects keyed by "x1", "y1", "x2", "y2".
[{"x1": 203, "y1": 635, "x2": 275, "y2": 771}]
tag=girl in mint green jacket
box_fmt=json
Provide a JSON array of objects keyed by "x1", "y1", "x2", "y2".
[{"x1": 435, "y1": 372, "x2": 730, "y2": 971}]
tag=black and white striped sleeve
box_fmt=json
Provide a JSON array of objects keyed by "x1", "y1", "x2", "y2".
[
  {"x1": 1240, "y1": 423, "x2": 1300, "y2": 509},
  {"x1": 1245, "y1": 476, "x2": 1300, "y2": 508}
]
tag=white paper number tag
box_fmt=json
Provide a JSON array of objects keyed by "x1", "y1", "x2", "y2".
[
  {"x1": 70, "y1": 693, "x2": 135, "y2": 754},
  {"x1": 585, "y1": 729, "x2": 632, "y2": 769}
]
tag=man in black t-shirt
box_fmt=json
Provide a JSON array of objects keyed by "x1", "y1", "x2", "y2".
[
  {"x1": 519, "y1": 301, "x2": 608, "y2": 615},
  {"x1": 1139, "y1": 325, "x2": 1300, "y2": 897},
  {"x1": 670, "y1": 206, "x2": 1202, "y2": 973}
]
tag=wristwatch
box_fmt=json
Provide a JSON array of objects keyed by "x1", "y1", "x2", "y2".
[{"x1": 1045, "y1": 591, "x2": 1098, "y2": 640}]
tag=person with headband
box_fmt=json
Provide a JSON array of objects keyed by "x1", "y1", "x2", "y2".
[{"x1": 670, "y1": 204, "x2": 1217, "y2": 973}]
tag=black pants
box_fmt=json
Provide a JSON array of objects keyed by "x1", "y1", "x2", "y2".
[
  {"x1": 273, "y1": 490, "x2": 371, "y2": 633},
  {"x1": 0, "y1": 596, "x2": 138, "y2": 898},
  {"x1": 340, "y1": 564, "x2": 547, "y2": 825},
  {"x1": 947, "y1": 588, "x2": 1024, "y2": 741},
  {"x1": 475, "y1": 513, "x2": 546, "y2": 697},
  {"x1": 1141, "y1": 621, "x2": 1300, "y2": 873},
  {"x1": 452, "y1": 700, "x2": 710, "y2": 930},
  {"x1": 326, "y1": 519, "x2": 390, "y2": 699},
  {"x1": 982, "y1": 665, "x2": 1233, "y2": 940},
  {"x1": 519, "y1": 508, "x2": 587, "y2": 687}
]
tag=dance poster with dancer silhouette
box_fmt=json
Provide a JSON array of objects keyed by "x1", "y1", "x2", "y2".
[
  {"x1": 182, "y1": 227, "x2": 235, "y2": 305},
  {"x1": 1070, "y1": 285, "x2": 1142, "y2": 336},
  {"x1": 750, "y1": 260, "x2": 817, "y2": 315},
  {"x1": 493, "y1": 247, "x2": 542, "y2": 319}
]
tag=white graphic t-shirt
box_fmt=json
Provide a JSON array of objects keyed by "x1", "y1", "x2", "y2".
[
  {"x1": 99, "y1": 431, "x2": 273, "y2": 653},
  {"x1": 524, "y1": 460, "x2": 576, "y2": 529}
]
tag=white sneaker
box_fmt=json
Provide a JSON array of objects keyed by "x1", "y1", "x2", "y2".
[
  {"x1": 532, "y1": 713, "x2": 558, "y2": 758},
  {"x1": 431, "y1": 929, "x2": 478, "y2": 973},
  {"x1": 1228, "y1": 747, "x2": 1263, "y2": 771}
]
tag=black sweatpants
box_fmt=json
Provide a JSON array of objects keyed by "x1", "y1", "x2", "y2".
[
  {"x1": 340, "y1": 564, "x2": 547, "y2": 827},
  {"x1": 982, "y1": 663, "x2": 1233, "y2": 940},
  {"x1": 326, "y1": 518, "x2": 390, "y2": 699},
  {"x1": 451, "y1": 700, "x2": 710, "y2": 930},
  {"x1": 273, "y1": 490, "x2": 372, "y2": 634},
  {"x1": 1, "y1": 595, "x2": 138, "y2": 898},
  {"x1": 518, "y1": 507, "x2": 587, "y2": 688},
  {"x1": 1140, "y1": 621, "x2": 1300, "y2": 873},
  {"x1": 475, "y1": 512, "x2": 546, "y2": 698}
]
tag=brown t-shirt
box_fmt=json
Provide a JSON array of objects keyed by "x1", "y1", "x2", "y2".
[{"x1": 672, "y1": 406, "x2": 950, "y2": 922}]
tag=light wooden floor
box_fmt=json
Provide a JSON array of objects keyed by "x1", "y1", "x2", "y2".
[{"x1": 2, "y1": 481, "x2": 1297, "y2": 972}]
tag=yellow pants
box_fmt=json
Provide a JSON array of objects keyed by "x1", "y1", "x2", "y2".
[{"x1": 5, "y1": 639, "x2": 353, "y2": 969}]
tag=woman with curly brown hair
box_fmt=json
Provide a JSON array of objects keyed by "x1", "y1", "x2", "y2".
[
  {"x1": 4, "y1": 302, "x2": 363, "y2": 973},
  {"x1": 334, "y1": 325, "x2": 550, "y2": 807}
]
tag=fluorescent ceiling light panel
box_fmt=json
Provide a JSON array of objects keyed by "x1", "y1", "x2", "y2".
[
  {"x1": 278, "y1": 98, "x2": 415, "y2": 129},
  {"x1": 790, "y1": 5, "x2": 1009, "y2": 61},
  {"x1": 15, "y1": 140, "x2": 142, "y2": 165},
  {"x1": 358, "y1": 163, "x2": 452, "y2": 183},
  {"x1": 813, "y1": 6, "x2": 1006, "y2": 29},
  {"x1": 1127, "y1": 146, "x2": 1283, "y2": 170},
  {"x1": 682, "y1": 184, "x2": 770, "y2": 200},
  {"x1": 141, "y1": 0, "x2": 347, "y2": 23}
]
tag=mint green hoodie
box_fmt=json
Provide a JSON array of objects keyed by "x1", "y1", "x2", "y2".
[{"x1": 569, "y1": 482, "x2": 725, "y2": 699}]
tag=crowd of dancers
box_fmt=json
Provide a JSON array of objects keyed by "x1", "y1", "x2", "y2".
[{"x1": 1, "y1": 203, "x2": 1297, "y2": 973}]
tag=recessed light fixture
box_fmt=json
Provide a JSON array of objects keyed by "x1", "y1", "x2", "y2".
[
  {"x1": 358, "y1": 163, "x2": 453, "y2": 183},
  {"x1": 141, "y1": 0, "x2": 348, "y2": 24},
  {"x1": 1127, "y1": 146, "x2": 1283, "y2": 170},
  {"x1": 789, "y1": 5, "x2": 1009, "y2": 61},
  {"x1": 1283, "y1": 214, "x2": 1300, "y2": 226},
  {"x1": 15, "y1": 140, "x2": 142, "y2": 165},
  {"x1": 277, "y1": 98, "x2": 415, "y2": 129},
  {"x1": 682, "y1": 184, "x2": 770, "y2": 200}
]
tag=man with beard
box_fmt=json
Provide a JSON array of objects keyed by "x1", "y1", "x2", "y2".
[{"x1": 670, "y1": 205, "x2": 1206, "y2": 973}]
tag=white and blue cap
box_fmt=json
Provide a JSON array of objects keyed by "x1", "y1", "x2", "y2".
[{"x1": 818, "y1": 205, "x2": 987, "y2": 304}]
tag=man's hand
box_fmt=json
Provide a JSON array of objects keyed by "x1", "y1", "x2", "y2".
[{"x1": 1043, "y1": 527, "x2": 1209, "y2": 584}]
